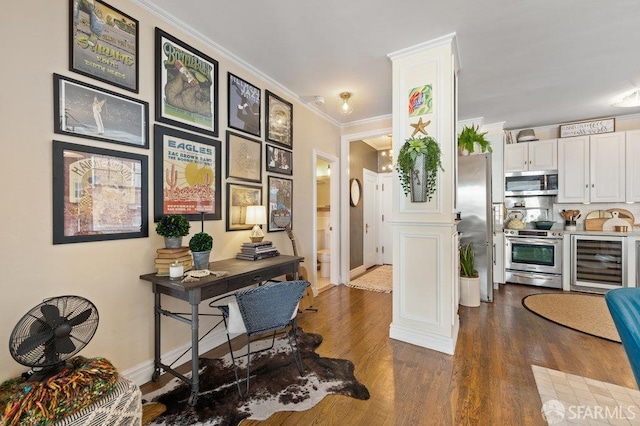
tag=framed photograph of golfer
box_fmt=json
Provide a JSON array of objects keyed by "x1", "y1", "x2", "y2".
[
  {"x1": 52, "y1": 140, "x2": 148, "y2": 244},
  {"x1": 155, "y1": 28, "x2": 219, "y2": 137},
  {"x1": 226, "y1": 183, "x2": 262, "y2": 231},
  {"x1": 265, "y1": 144, "x2": 293, "y2": 176},
  {"x1": 153, "y1": 124, "x2": 222, "y2": 221},
  {"x1": 54, "y1": 74, "x2": 149, "y2": 148},
  {"x1": 266, "y1": 90, "x2": 293, "y2": 148},
  {"x1": 228, "y1": 73, "x2": 261, "y2": 137},
  {"x1": 267, "y1": 176, "x2": 293, "y2": 232},
  {"x1": 70, "y1": 0, "x2": 139, "y2": 93}
]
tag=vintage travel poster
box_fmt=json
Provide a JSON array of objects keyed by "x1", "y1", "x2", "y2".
[{"x1": 71, "y1": 0, "x2": 139, "y2": 92}]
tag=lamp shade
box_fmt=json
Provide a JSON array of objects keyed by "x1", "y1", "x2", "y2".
[{"x1": 246, "y1": 205, "x2": 266, "y2": 224}]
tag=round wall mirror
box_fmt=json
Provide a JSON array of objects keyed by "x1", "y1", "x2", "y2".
[{"x1": 350, "y1": 178, "x2": 362, "y2": 207}]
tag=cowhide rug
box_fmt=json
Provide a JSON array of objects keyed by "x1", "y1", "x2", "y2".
[{"x1": 143, "y1": 329, "x2": 369, "y2": 425}]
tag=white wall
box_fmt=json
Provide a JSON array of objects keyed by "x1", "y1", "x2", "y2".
[{"x1": 0, "y1": 0, "x2": 340, "y2": 381}]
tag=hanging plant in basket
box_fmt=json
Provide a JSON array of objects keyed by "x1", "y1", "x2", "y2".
[{"x1": 395, "y1": 136, "x2": 444, "y2": 202}]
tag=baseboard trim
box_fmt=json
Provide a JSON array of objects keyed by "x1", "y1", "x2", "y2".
[
  {"x1": 121, "y1": 328, "x2": 227, "y2": 386},
  {"x1": 349, "y1": 265, "x2": 367, "y2": 279},
  {"x1": 389, "y1": 323, "x2": 458, "y2": 355}
]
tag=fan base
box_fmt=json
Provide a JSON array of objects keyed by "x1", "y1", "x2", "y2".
[{"x1": 25, "y1": 362, "x2": 70, "y2": 382}]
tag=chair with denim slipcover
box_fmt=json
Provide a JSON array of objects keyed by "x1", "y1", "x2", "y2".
[
  {"x1": 209, "y1": 280, "x2": 308, "y2": 398},
  {"x1": 605, "y1": 288, "x2": 640, "y2": 388}
]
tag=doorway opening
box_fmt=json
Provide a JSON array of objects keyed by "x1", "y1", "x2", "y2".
[
  {"x1": 314, "y1": 151, "x2": 339, "y2": 293},
  {"x1": 339, "y1": 127, "x2": 393, "y2": 284}
]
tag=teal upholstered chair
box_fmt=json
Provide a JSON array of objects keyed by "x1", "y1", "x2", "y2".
[{"x1": 605, "y1": 288, "x2": 640, "y2": 387}]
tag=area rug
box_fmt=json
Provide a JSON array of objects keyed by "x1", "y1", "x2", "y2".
[
  {"x1": 346, "y1": 265, "x2": 392, "y2": 293},
  {"x1": 143, "y1": 329, "x2": 369, "y2": 425},
  {"x1": 522, "y1": 293, "x2": 621, "y2": 343},
  {"x1": 532, "y1": 365, "x2": 640, "y2": 425}
]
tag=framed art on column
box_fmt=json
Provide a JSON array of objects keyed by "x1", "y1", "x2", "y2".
[{"x1": 153, "y1": 124, "x2": 221, "y2": 221}]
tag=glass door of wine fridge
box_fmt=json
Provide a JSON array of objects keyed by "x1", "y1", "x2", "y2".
[{"x1": 571, "y1": 235, "x2": 626, "y2": 289}]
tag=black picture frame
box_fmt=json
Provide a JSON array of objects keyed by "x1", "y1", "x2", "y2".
[
  {"x1": 53, "y1": 73, "x2": 149, "y2": 148},
  {"x1": 52, "y1": 140, "x2": 148, "y2": 244},
  {"x1": 153, "y1": 124, "x2": 222, "y2": 221},
  {"x1": 267, "y1": 176, "x2": 293, "y2": 232},
  {"x1": 69, "y1": 0, "x2": 139, "y2": 93},
  {"x1": 226, "y1": 182, "x2": 263, "y2": 231},
  {"x1": 226, "y1": 131, "x2": 262, "y2": 183},
  {"x1": 265, "y1": 144, "x2": 293, "y2": 176},
  {"x1": 266, "y1": 90, "x2": 293, "y2": 148},
  {"x1": 228, "y1": 73, "x2": 261, "y2": 137},
  {"x1": 155, "y1": 28, "x2": 219, "y2": 137}
]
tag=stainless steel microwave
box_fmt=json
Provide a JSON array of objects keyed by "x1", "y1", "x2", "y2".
[{"x1": 504, "y1": 170, "x2": 558, "y2": 196}]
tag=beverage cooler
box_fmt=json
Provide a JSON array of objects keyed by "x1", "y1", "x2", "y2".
[{"x1": 571, "y1": 235, "x2": 626, "y2": 289}]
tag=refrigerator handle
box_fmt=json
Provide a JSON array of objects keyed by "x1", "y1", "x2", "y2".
[{"x1": 492, "y1": 243, "x2": 496, "y2": 265}]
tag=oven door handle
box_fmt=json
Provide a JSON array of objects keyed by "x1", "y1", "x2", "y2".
[
  {"x1": 509, "y1": 238, "x2": 560, "y2": 245},
  {"x1": 511, "y1": 272, "x2": 557, "y2": 281}
]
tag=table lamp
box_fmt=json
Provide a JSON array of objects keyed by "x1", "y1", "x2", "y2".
[{"x1": 246, "y1": 205, "x2": 267, "y2": 242}]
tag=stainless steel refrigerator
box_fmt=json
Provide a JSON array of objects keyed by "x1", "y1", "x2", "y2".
[{"x1": 457, "y1": 154, "x2": 494, "y2": 302}]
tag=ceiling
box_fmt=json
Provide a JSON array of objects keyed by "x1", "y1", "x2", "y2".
[{"x1": 136, "y1": 0, "x2": 640, "y2": 131}]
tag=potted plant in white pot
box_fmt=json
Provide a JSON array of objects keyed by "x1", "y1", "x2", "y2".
[
  {"x1": 458, "y1": 124, "x2": 492, "y2": 156},
  {"x1": 189, "y1": 232, "x2": 213, "y2": 270},
  {"x1": 156, "y1": 214, "x2": 190, "y2": 248},
  {"x1": 395, "y1": 136, "x2": 443, "y2": 202},
  {"x1": 459, "y1": 242, "x2": 481, "y2": 307}
]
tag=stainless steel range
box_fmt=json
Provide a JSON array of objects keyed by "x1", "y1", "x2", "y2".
[{"x1": 505, "y1": 228, "x2": 564, "y2": 288}]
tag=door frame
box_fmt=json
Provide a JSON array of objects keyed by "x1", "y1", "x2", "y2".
[
  {"x1": 313, "y1": 150, "x2": 339, "y2": 289},
  {"x1": 340, "y1": 126, "x2": 392, "y2": 284},
  {"x1": 362, "y1": 168, "x2": 378, "y2": 269}
]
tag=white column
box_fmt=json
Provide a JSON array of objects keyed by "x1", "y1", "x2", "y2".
[{"x1": 388, "y1": 33, "x2": 460, "y2": 354}]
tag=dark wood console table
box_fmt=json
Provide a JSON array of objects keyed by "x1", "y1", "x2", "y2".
[{"x1": 139, "y1": 254, "x2": 303, "y2": 405}]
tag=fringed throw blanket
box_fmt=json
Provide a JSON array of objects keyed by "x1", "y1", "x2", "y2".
[{"x1": 0, "y1": 356, "x2": 118, "y2": 425}]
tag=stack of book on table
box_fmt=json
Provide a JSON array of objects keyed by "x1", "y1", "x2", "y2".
[
  {"x1": 236, "y1": 241, "x2": 279, "y2": 261},
  {"x1": 155, "y1": 246, "x2": 193, "y2": 275}
]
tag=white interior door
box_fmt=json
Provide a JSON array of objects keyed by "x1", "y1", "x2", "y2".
[
  {"x1": 380, "y1": 174, "x2": 393, "y2": 264},
  {"x1": 363, "y1": 169, "x2": 378, "y2": 269}
]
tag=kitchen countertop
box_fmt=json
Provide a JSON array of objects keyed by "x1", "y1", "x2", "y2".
[{"x1": 502, "y1": 226, "x2": 640, "y2": 237}]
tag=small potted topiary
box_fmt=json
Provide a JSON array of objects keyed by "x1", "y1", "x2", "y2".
[
  {"x1": 458, "y1": 124, "x2": 492, "y2": 155},
  {"x1": 156, "y1": 214, "x2": 190, "y2": 248},
  {"x1": 189, "y1": 232, "x2": 213, "y2": 270}
]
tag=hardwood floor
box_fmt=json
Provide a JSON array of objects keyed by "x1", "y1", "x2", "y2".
[{"x1": 143, "y1": 283, "x2": 636, "y2": 425}]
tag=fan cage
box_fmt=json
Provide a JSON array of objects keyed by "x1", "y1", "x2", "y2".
[{"x1": 9, "y1": 296, "x2": 99, "y2": 368}]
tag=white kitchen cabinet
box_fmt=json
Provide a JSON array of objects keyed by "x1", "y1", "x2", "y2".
[
  {"x1": 626, "y1": 130, "x2": 640, "y2": 202},
  {"x1": 504, "y1": 139, "x2": 557, "y2": 172},
  {"x1": 558, "y1": 133, "x2": 625, "y2": 203}
]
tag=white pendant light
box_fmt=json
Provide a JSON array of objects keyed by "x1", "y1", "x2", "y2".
[{"x1": 613, "y1": 90, "x2": 640, "y2": 107}]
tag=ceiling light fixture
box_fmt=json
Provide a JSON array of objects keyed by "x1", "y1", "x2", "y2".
[
  {"x1": 339, "y1": 92, "x2": 353, "y2": 115},
  {"x1": 613, "y1": 90, "x2": 640, "y2": 107}
]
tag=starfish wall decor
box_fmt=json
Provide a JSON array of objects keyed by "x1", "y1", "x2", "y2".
[{"x1": 410, "y1": 117, "x2": 431, "y2": 137}]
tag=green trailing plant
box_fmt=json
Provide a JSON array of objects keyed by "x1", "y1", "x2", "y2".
[
  {"x1": 395, "y1": 136, "x2": 444, "y2": 201},
  {"x1": 156, "y1": 214, "x2": 190, "y2": 238},
  {"x1": 459, "y1": 243, "x2": 478, "y2": 278},
  {"x1": 458, "y1": 124, "x2": 492, "y2": 154},
  {"x1": 189, "y1": 232, "x2": 213, "y2": 252}
]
